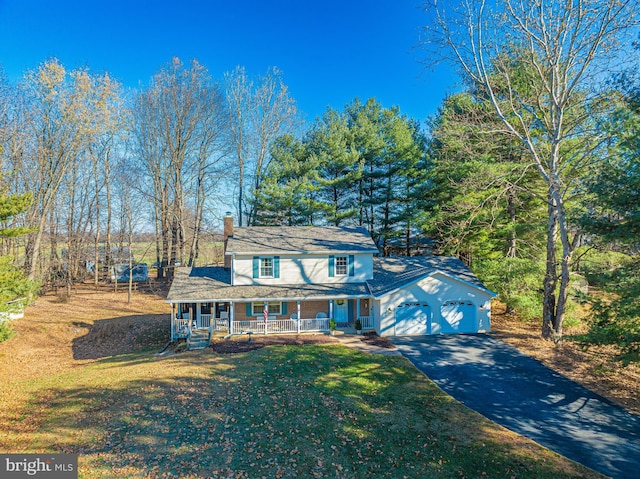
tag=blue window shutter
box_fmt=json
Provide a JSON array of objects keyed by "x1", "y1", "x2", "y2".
[
  {"x1": 253, "y1": 257, "x2": 259, "y2": 278},
  {"x1": 282, "y1": 302, "x2": 287, "y2": 315},
  {"x1": 274, "y1": 256, "x2": 280, "y2": 278},
  {"x1": 348, "y1": 255, "x2": 355, "y2": 276},
  {"x1": 328, "y1": 255, "x2": 335, "y2": 277},
  {"x1": 246, "y1": 302, "x2": 252, "y2": 316}
]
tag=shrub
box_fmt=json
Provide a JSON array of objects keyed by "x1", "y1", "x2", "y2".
[
  {"x1": 475, "y1": 257, "x2": 545, "y2": 321},
  {"x1": 0, "y1": 320, "x2": 16, "y2": 342},
  {"x1": 575, "y1": 259, "x2": 640, "y2": 363},
  {"x1": 575, "y1": 247, "x2": 634, "y2": 288}
]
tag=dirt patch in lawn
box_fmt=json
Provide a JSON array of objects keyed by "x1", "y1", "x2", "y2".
[
  {"x1": 208, "y1": 331, "x2": 396, "y2": 354},
  {"x1": 360, "y1": 331, "x2": 396, "y2": 349},
  {"x1": 491, "y1": 302, "x2": 640, "y2": 416},
  {"x1": 210, "y1": 333, "x2": 339, "y2": 353}
]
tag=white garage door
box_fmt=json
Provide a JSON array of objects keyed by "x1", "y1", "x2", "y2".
[
  {"x1": 395, "y1": 303, "x2": 431, "y2": 335},
  {"x1": 440, "y1": 301, "x2": 477, "y2": 333}
]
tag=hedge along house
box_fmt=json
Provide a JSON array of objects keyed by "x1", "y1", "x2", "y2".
[{"x1": 166, "y1": 214, "x2": 495, "y2": 349}]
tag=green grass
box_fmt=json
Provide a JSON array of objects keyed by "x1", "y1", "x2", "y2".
[{"x1": 2, "y1": 345, "x2": 601, "y2": 479}]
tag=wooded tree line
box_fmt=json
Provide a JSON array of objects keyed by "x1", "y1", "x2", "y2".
[
  {"x1": 0, "y1": 0, "x2": 638, "y2": 352},
  {"x1": 0, "y1": 58, "x2": 298, "y2": 289},
  {"x1": 419, "y1": 0, "x2": 639, "y2": 353}
]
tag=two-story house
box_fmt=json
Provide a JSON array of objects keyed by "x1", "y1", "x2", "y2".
[{"x1": 166, "y1": 214, "x2": 495, "y2": 349}]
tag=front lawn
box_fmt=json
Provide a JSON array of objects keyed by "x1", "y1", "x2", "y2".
[{"x1": 1, "y1": 343, "x2": 601, "y2": 478}]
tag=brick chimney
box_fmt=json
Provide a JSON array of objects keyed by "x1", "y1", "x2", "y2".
[{"x1": 223, "y1": 212, "x2": 233, "y2": 268}]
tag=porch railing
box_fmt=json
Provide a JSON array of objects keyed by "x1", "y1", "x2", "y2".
[
  {"x1": 231, "y1": 317, "x2": 330, "y2": 335},
  {"x1": 358, "y1": 315, "x2": 374, "y2": 330},
  {"x1": 212, "y1": 318, "x2": 229, "y2": 332},
  {"x1": 199, "y1": 314, "x2": 212, "y2": 329},
  {"x1": 176, "y1": 314, "x2": 363, "y2": 338},
  {"x1": 174, "y1": 317, "x2": 189, "y2": 338},
  {"x1": 299, "y1": 318, "x2": 330, "y2": 332},
  {"x1": 174, "y1": 316, "x2": 229, "y2": 338}
]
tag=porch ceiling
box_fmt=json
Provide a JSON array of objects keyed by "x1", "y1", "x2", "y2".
[{"x1": 166, "y1": 266, "x2": 370, "y2": 303}]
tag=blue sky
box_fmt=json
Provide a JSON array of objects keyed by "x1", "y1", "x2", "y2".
[{"x1": 0, "y1": 0, "x2": 456, "y2": 123}]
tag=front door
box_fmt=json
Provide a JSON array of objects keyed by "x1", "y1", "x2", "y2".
[{"x1": 334, "y1": 300, "x2": 349, "y2": 323}]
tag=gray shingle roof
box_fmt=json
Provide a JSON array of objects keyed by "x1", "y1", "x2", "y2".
[
  {"x1": 367, "y1": 256, "x2": 493, "y2": 297},
  {"x1": 226, "y1": 226, "x2": 378, "y2": 255},
  {"x1": 166, "y1": 266, "x2": 370, "y2": 302},
  {"x1": 166, "y1": 256, "x2": 494, "y2": 303}
]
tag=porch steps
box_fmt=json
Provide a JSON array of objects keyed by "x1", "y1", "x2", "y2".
[{"x1": 187, "y1": 329, "x2": 211, "y2": 350}]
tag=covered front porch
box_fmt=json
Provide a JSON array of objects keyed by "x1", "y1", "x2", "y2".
[{"x1": 170, "y1": 297, "x2": 375, "y2": 342}]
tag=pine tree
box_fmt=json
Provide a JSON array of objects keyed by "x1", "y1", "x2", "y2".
[{"x1": 0, "y1": 189, "x2": 38, "y2": 341}]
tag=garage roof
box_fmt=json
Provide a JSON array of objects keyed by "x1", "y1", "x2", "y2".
[{"x1": 368, "y1": 257, "x2": 494, "y2": 297}]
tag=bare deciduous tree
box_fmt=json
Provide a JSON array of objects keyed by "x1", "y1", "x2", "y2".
[
  {"x1": 132, "y1": 58, "x2": 228, "y2": 277},
  {"x1": 224, "y1": 66, "x2": 299, "y2": 226}
]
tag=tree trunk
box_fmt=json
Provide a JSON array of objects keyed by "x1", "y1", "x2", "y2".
[
  {"x1": 507, "y1": 186, "x2": 517, "y2": 258},
  {"x1": 552, "y1": 186, "x2": 575, "y2": 341},
  {"x1": 542, "y1": 190, "x2": 558, "y2": 340},
  {"x1": 105, "y1": 153, "x2": 112, "y2": 282}
]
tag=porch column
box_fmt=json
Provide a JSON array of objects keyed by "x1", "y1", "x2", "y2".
[
  {"x1": 329, "y1": 300, "x2": 334, "y2": 319},
  {"x1": 211, "y1": 302, "x2": 216, "y2": 332},
  {"x1": 230, "y1": 302, "x2": 235, "y2": 335},
  {"x1": 170, "y1": 303, "x2": 175, "y2": 341},
  {"x1": 297, "y1": 301, "x2": 301, "y2": 333},
  {"x1": 356, "y1": 298, "x2": 361, "y2": 320}
]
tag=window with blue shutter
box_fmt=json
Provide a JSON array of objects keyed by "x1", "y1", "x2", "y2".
[
  {"x1": 334, "y1": 256, "x2": 352, "y2": 276},
  {"x1": 328, "y1": 255, "x2": 335, "y2": 277},
  {"x1": 255, "y1": 257, "x2": 277, "y2": 278},
  {"x1": 251, "y1": 302, "x2": 283, "y2": 315}
]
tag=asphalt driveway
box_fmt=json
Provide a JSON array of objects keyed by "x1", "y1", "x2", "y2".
[{"x1": 391, "y1": 334, "x2": 640, "y2": 479}]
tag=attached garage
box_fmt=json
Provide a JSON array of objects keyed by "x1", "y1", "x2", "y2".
[
  {"x1": 395, "y1": 302, "x2": 432, "y2": 335},
  {"x1": 370, "y1": 257, "x2": 496, "y2": 337},
  {"x1": 440, "y1": 300, "x2": 477, "y2": 333}
]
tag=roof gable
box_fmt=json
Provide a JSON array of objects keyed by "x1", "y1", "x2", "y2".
[{"x1": 226, "y1": 226, "x2": 378, "y2": 255}]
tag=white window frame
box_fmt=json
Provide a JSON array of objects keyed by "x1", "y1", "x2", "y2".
[
  {"x1": 252, "y1": 302, "x2": 282, "y2": 316},
  {"x1": 260, "y1": 257, "x2": 274, "y2": 278},
  {"x1": 335, "y1": 255, "x2": 348, "y2": 276}
]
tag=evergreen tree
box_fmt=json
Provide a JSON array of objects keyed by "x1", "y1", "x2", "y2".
[
  {"x1": 252, "y1": 135, "x2": 320, "y2": 226},
  {"x1": 584, "y1": 73, "x2": 640, "y2": 243},
  {"x1": 0, "y1": 188, "x2": 38, "y2": 341},
  {"x1": 252, "y1": 98, "x2": 429, "y2": 253}
]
